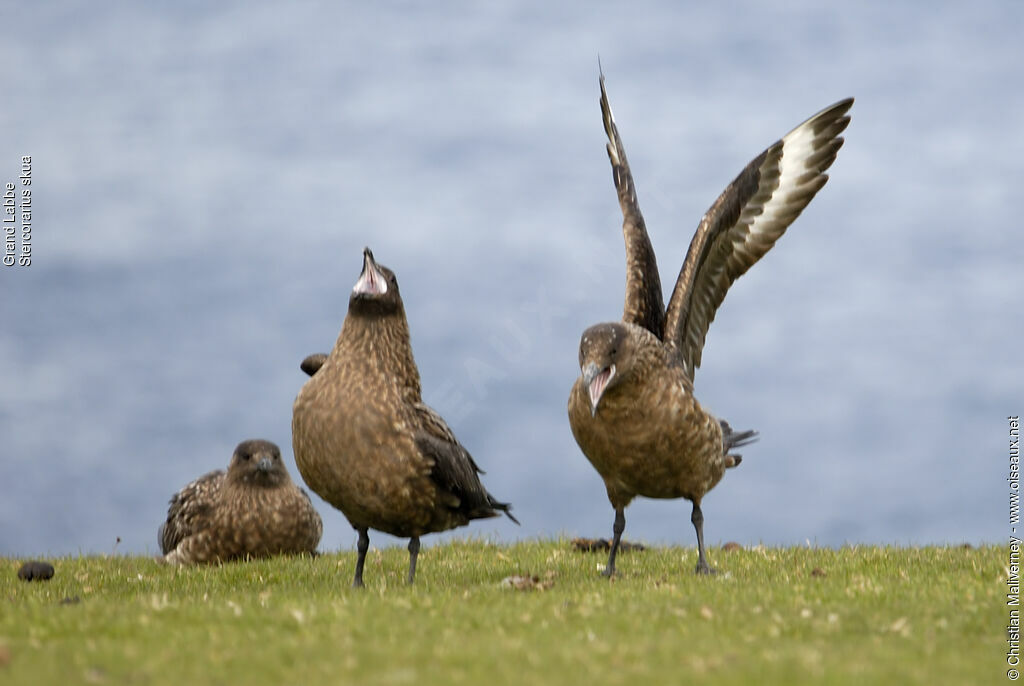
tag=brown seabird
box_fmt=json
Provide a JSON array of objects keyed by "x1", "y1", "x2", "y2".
[
  {"x1": 292, "y1": 248, "x2": 517, "y2": 587},
  {"x1": 568, "y1": 74, "x2": 852, "y2": 576},
  {"x1": 159, "y1": 439, "x2": 322, "y2": 565}
]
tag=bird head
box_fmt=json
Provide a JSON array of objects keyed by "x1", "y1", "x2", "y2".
[
  {"x1": 299, "y1": 353, "x2": 327, "y2": 377},
  {"x1": 349, "y1": 247, "x2": 403, "y2": 317},
  {"x1": 227, "y1": 439, "x2": 289, "y2": 487},
  {"x1": 578, "y1": 322, "x2": 633, "y2": 417}
]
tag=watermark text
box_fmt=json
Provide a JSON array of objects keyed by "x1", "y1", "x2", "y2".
[
  {"x1": 1009, "y1": 415, "x2": 1020, "y2": 680},
  {"x1": 3, "y1": 155, "x2": 32, "y2": 267}
]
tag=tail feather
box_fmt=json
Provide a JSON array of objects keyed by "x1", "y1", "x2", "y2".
[
  {"x1": 467, "y1": 493, "x2": 519, "y2": 525},
  {"x1": 489, "y1": 496, "x2": 520, "y2": 525},
  {"x1": 720, "y1": 419, "x2": 758, "y2": 468}
]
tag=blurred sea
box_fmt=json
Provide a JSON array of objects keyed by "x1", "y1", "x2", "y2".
[{"x1": 1, "y1": 1, "x2": 1020, "y2": 555}]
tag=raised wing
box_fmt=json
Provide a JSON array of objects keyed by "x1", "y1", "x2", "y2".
[
  {"x1": 663, "y1": 98, "x2": 853, "y2": 380},
  {"x1": 600, "y1": 75, "x2": 665, "y2": 339}
]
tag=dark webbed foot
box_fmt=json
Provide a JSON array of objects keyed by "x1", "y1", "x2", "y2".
[
  {"x1": 602, "y1": 507, "x2": 626, "y2": 577},
  {"x1": 694, "y1": 561, "x2": 718, "y2": 576},
  {"x1": 407, "y1": 536, "x2": 420, "y2": 585},
  {"x1": 353, "y1": 528, "x2": 369, "y2": 589}
]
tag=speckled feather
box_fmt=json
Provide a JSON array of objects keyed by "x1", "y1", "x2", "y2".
[
  {"x1": 292, "y1": 252, "x2": 515, "y2": 544},
  {"x1": 569, "y1": 75, "x2": 850, "y2": 573},
  {"x1": 569, "y1": 323, "x2": 724, "y2": 509},
  {"x1": 159, "y1": 439, "x2": 322, "y2": 565}
]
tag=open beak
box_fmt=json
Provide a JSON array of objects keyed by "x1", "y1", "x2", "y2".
[
  {"x1": 582, "y1": 362, "x2": 615, "y2": 417},
  {"x1": 352, "y1": 247, "x2": 388, "y2": 295}
]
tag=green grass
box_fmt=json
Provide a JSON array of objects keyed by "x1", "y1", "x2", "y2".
[{"x1": 0, "y1": 541, "x2": 1004, "y2": 685}]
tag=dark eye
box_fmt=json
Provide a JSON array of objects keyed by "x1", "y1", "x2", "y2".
[{"x1": 241, "y1": 453, "x2": 251, "y2": 461}]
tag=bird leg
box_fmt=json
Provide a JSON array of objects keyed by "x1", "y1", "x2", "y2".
[
  {"x1": 353, "y1": 528, "x2": 369, "y2": 588},
  {"x1": 407, "y1": 536, "x2": 420, "y2": 584},
  {"x1": 602, "y1": 507, "x2": 626, "y2": 577},
  {"x1": 691, "y1": 502, "x2": 716, "y2": 575}
]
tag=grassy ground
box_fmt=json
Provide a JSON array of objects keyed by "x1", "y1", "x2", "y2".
[{"x1": 0, "y1": 541, "x2": 1003, "y2": 685}]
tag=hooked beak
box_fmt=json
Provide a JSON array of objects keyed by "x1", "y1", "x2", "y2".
[
  {"x1": 256, "y1": 456, "x2": 273, "y2": 473},
  {"x1": 353, "y1": 247, "x2": 388, "y2": 296},
  {"x1": 582, "y1": 362, "x2": 615, "y2": 417}
]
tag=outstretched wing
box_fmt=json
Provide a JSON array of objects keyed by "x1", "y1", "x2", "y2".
[
  {"x1": 158, "y1": 470, "x2": 224, "y2": 554},
  {"x1": 411, "y1": 402, "x2": 517, "y2": 523},
  {"x1": 600, "y1": 74, "x2": 665, "y2": 339},
  {"x1": 663, "y1": 98, "x2": 853, "y2": 380}
]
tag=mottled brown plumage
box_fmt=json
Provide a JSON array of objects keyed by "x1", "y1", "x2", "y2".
[
  {"x1": 568, "y1": 74, "x2": 852, "y2": 576},
  {"x1": 158, "y1": 439, "x2": 322, "y2": 565},
  {"x1": 292, "y1": 248, "x2": 517, "y2": 587}
]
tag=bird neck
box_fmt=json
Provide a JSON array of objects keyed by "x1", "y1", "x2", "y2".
[
  {"x1": 613, "y1": 332, "x2": 680, "y2": 396},
  {"x1": 335, "y1": 311, "x2": 423, "y2": 401},
  {"x1": 225, "y1": 469, "x2": 286, "y2": 490}
]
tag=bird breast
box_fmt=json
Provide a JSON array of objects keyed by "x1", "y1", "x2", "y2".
[{"x1": 569, "y1": 366, "x2": 725, "y2": 502}]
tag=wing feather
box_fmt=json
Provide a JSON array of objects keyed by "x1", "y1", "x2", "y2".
[
  {"x1": 600, "y1": 74, "x2": 665, "y2": 338},
  {"x1": 411, "y1": 403, "x2": 517, "y2": 523},
  {"x1": 663, "y1": 98, "x2": 853, "y2": 380},
  {"x1": 158, "y1": 470, "x2": 224, "y2": 554}
]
